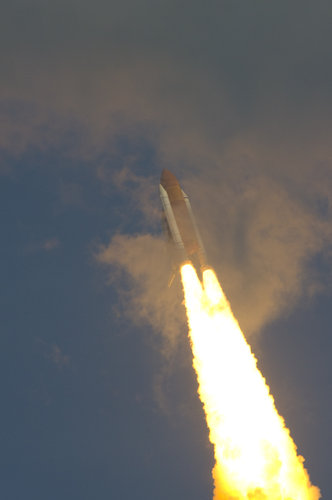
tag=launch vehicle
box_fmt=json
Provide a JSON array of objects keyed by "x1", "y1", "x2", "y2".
[{"x1": 159, "y1": 169, "x2": 207, "y2": 284}]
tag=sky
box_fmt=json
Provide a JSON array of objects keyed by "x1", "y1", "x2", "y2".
[{"x1": 1, "y1": 1, "x2": 331, "y2": 498}]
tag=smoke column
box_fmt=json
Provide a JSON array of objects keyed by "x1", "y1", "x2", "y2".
[{"x1": 180, "y1": 263, "x2": 320, "y2": 500}]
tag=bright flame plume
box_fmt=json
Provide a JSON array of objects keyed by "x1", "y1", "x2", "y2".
[{"x1": 180, "y1": 263, "x2": 320, "y2": 500}]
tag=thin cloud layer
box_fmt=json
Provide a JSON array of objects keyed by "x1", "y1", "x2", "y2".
[{"x1": 1, "y1": 0, "x2": 331, "y2": 339}]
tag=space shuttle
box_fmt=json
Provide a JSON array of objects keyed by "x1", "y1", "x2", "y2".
[{"x1": 159, "y1": 169, "x2": 208, "y2": 284}]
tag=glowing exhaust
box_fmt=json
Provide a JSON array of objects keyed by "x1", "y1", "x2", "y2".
[{"x1": 181, "y1": 263, "x2": 320, "y2": 500}]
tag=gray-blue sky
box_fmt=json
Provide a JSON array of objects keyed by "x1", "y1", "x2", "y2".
[{"x1": 1, "y1": 1, "x2": 331, "y2": 498}]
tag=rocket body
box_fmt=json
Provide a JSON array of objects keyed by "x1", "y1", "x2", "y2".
[{"x1": 159, "y1": 169, "x2": 207, "y2": 276}]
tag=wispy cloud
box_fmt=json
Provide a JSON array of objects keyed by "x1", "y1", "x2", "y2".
[
  {"x1": 37, "y1": 339, "x2": 70, "y2": 369},
  {"x1": 25, "y1": 237, "x2": 60, "y2": 254},
  {"x1": 42, "y1": 238, "x2": 60, "y2": 251},
  {"x1": 49, "y1": 343, "x2": 70, "y2": 369}
]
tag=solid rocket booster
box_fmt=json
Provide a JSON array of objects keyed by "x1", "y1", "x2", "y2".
[{"x1": 159, "y1": 169, "x2": 207, "y2": 274}]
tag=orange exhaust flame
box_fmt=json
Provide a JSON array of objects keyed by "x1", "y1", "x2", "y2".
[{"x1": 180, "y1": 263, "x2": 320, "y2": 500}]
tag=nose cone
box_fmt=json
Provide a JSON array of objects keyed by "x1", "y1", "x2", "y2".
[{"x1": 160, "y1": 169, "x2": 180, "y2": 189}]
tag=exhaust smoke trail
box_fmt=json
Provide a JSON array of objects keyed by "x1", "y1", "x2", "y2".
[{"x1": 180, "y1": 263, "x2": 320, "y2": 500}]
